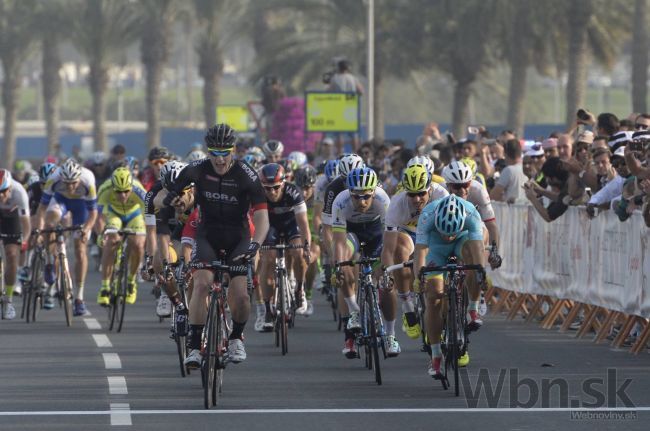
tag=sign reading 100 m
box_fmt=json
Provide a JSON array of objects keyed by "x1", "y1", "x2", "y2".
[{"x1": 305, "y1": 92, "x2": 360, "y2": 133}]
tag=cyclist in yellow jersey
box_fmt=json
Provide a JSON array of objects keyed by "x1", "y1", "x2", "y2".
[
  {"x1": 460, "y1": 157, "x2": 487, "y2": 189},
  {"x1": 96, "y1": 168, "x2": 147, "y2": 305}
]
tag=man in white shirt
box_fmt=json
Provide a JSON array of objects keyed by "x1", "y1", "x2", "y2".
[{"x1": 490, "y1": 139, "x2": 527, "y2": 203}]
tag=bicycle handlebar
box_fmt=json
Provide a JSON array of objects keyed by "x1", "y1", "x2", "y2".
[
  {"x1": 384, "y1": 260, "x2": 413, "y2": 274},
  {"x1": 103, "y1": 228, "x2": 141, "y2": 236},
  {"x1": 188, "y1": 260, "x2": 244, "y2": 272},
  {"x1": 35, "y1": 225, "x2": 83, "y2": 235},
  {"x1": 419, "y1": 262, "x2": 485, "y2": 276},
  {"x1": 336, "y1": 257, "x2": 380, "y2": 268},
  {"x1": 260, "y1": 243, "x2": 305, "y2": 251}
]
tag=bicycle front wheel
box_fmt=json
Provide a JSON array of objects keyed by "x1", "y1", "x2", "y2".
[
  {"x1": 173, "y1": 307, "x2": 188, "y2": 378},
  {"x1": 116, "y1": 258, "x2": 128, "y2": 333},
  {"x1": 447, "y1": 288, "x2": 460, "y2": 396},
  {"x1": 203, "y1": 293, "x2": 219, "y2": 409},
  {"x1": 367, "y1": 288, "x2": 382, "y2": 385},
  {"x1": 60, "y1": 259, "x2": 73, "y2": 327},
  {"x1": 278, "y1": 275, "x2": 288, "y2": 355}
]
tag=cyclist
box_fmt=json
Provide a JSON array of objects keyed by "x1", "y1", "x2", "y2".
[
  {"x1": 0, "y1": 169, "x2": 31, "y2": 320},
  {"x1": 185, "y1": 150, "x2": 207, "y2": 164},
  {"x1": 414, "y1": 194, "x2": 486, "y2": 377},
  {"x1": 407, "y1": 156, "x2": 445, "y2": 185},
  {"x1": 313, "y1": 159, "x2": 339, "y2": 292},
  {"x1": 294, "y1": 165, "x2": 319, "y2": 315},
  {"x1": 382, "y1": 164, "x2": 449, "y2": 341},
  {"x1": 36, "y1": 159, "x2": 97, "y2": 316},
  {"x1": 96, "y1": 168, "x2": 147, "y2": 307},
  {"x1": 287, "y1": 151, "x2": 308, "y2": 168},
  {"x1": 328, "y1": 167, "x2": 393, "y2": 358},
  {"x1": 139, "y1": 147, "x2": 172, "y2": 191},
  {"x1": 442, "y1": 160, "x2": 501, "y2": 265},
  {"x1": 84, "y1": 152, "x2": 110, "y2": 188},
  {"x1": 258, "y1": 163, "x2": 311, "y2": 330},
  {"x1": 164, "y1": 123, "x2": 269, "y2": 366},
  {"x1": 144, "y1": 160, "x2": 194, "y2": 322},
  {"x1": 262, "y1": 140, "x2": 284, "y2": 163}
]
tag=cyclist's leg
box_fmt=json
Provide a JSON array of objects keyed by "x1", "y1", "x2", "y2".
[
  {"x1": 288, "y1": 230, "x2": 307, "y2": 310},
  {"x1": 68, "y1": 200, "x2": 89, "y2": 303},
  {"x1": 459, "y1": 238, "x2": 485, "y2": 329},
  {"x1": 424, "y1": 273, "x2": 445, "y2": 374},
  {"x1": 259, "y1": 226, "x2": 278, "y2": 329},
  {"x1": 124, "y1": 216, "x2": 146, "y2": 303},
  {"x1": 225, "y1": 233, "x2": 253, "y2": 362},
  {"x1": 99, "y1": 212, "x2": 123, "y2": 304},
  {"x1": 391, "y1": 232, "x2": 417, "y2": 338},
  {"x1": 304, "y1": 241, "x2": 320, "y2": 311}
]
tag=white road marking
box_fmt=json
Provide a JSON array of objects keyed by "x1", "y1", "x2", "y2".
[
  {"x1": 0, "y1": 407, "x2": 647, "y2": 415},
  {"x1": 83, "y1": 318, "x2": 102, "y2": 330},
  {"x1": 110, "y1": 403, "x2": 132, "y2": 426},
  {"x1": 107, "y1": 376, "x2": 128, "y2": 395},
  {"x1": 102, "y1": 353, "x2": 122, "y2": 370},
  {"x1": 92, "y1": 334, "x2": 112, "y2": 348}
]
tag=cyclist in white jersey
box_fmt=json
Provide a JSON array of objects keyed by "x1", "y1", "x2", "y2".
[
  {"x1": 442, "y1": 161, "x2": 501, "y2": 266},
  {"x1": 382, "y1": 164, "x2": 448, "y2": 340},
  {"x1": 327, "y1": 168, "x2": 393, "y2": 358}
]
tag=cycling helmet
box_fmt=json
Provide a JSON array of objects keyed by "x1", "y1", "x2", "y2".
[
  {"x1": 259, "y1": 163, "x2": 285, "y2": 185},
  {"x1": 295, "y1": 165, "x2": 317, "y2": 188},
  {"x1": 346, "y1": 167, "x2": 378, "y2": 192},
  {"x1": 460, "y1": 157, "x2": 478, "y2": 176},
  {"x1": 288, "y1": 151, "x2": 308, "y2": 167},
  {"x1": 148, "y1": 146, "x2": 171, "y2": 161},
  {"x1": 27, "y1": 174, "x2": 41, "y2": 187},
  {"x1": 39, "y1": 163, "x2": 57, "y2": 183},
  {"x1": 186, "y1": 150, "x2": 207, "y2": 163},
  {"x1": 324, "y1": 159, "x2": 339, "y2": 182},
  {"x1": 205, "y1": 123, "x2": 237, "y2": 149},
  {"x1": 434, "y1": 195, "x2": 467, "y2": 236},
  {"x1": 442, "y1": 161, "x2": 473, "y2": 184},
  {"x1": 262, "y1": 140, "x2": 284, "y2": 157},
  {"x1": 159, "y1": 160, "x2": 187, "y2": 190},
  {"x1": 60, "y1": 158, "x2": 82, "y2": 181},
  {"x1": 402, "y1": 164, "x2": 431, "y2": 193},
  {"x1": 0, "y1": 169, "x2": 12, "y2": 191},
  {"x1": 111, "y1": 167, "x2": 133, "y2": 192},
  {"x1": 90, "y1": 152, "x2": 107, "y2": 165},
  {"x1": 13, "y1": 160, "x2": 28, "y2": 172},
  {"x1": 338, "y1": 153, "x2": 365, "y2": 177},
  {"x1": 407, "y1": 156, "x2": 435, "y2": 177},
  {"x1": 242, "y1": 154, "x2": 260, "y2": 169}
]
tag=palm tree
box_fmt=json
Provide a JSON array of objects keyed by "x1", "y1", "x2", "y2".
[
  {"x1": 139, "y1": 0, "x2": 179, "y2": 149},
  {"x1": 69, "y1": 0, "x2": 139, "y2": 153},
  {"x1": 0, "y1": 0, "x2": 36, "y2": 169},
  {"x1": 34, "y1": 0, "x2": 71, "y2": 156},
  {"x1": 632, "y1": 0, "x2": 648, "y2": 113}
]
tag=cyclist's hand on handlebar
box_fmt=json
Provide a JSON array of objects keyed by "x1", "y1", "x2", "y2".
[
  {"x1": 233, "y1": 241, "x2": 260, "y2": 263},
  {"x1": 488, "y1": 246, "x2": 502, "y2": 269}
]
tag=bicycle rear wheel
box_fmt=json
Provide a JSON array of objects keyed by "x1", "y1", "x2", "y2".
[
  {"x1": 31, "y1": 290, "x2": 42, "y2": 323},
  {"x1": 278, "y1": 275, "x2": 288, "y2": 355},
  {"x1": 173, "y1": 308, "x2": 187, "y2": 378},
  {"x1": 367, "y1": 290, "x2": 382, "y2": 385},
  {"x1": 447, "y1": 288, "x2": 460, "y2": 396},
  {"x1": 23, "y1": 283, "x2": 32, "y2": 322},
  {"x1": 203, "y1": 292, "x2": 218, "y2": 409}
]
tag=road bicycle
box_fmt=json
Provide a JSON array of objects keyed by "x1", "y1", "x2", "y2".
[
  {"x1": 163, "y1": 257, "x2": 191, "y2": 377},
  {"x1": 22, "y1": 234, "x2": 48, "y2": 323},
  {"x1": 105, "y1": 228, "x2": 140, "y2": 332}
]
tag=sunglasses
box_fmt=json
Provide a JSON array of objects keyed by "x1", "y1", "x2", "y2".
[
  {"x1": 449, "y1": 182, "x2": 471, "y2": 190},
  {"x1": 612, "y1": 161, "x2": 626, "y2": 169},
  {"x1": 531, "y1": 155, "x2": 544, "y2": 160},
  {"x1": 63, "y1": 180, "x2": 78, "y2": 185},
  {"x1": 351, "y1": 192, "x2": 374, "y2": 200},
  {"x1": 150, "y1": 158, "x2": 168, "y2": 166},
  {"x1": 116, "y1": 190, "x2": 131, "y2": 195},
  {"x1": 263, "y1": 185, "x2": 282, "y2": 191},
  {"x1": 0, "y1": 188, "x2": 10, "y2": 195},
  {"x1": 407, "y1": 191, "x2": 428, "y2": 198},
  {"x1": 635, "y1": 123, "x2": 649, "y2": 130},
  {"x1": 208, "y1": 147, "x2": 234, "y2": 157}
]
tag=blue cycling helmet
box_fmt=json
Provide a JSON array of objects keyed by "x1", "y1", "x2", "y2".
[
  {"x1": 434, "y1": 195, "x2": 467, "y2": 236},
  {"x1": 346, "y1": 167, "x2": 378, "y2": 192},
  {"x1": 39, "y1": 163, "x2": 57, "y2": 183},
  {"x1": 324, "y1": 159, "x2": 339, "y2": 182},
  {"x1": 125, "y1": 156, "x2": 139, "y2": 173}
]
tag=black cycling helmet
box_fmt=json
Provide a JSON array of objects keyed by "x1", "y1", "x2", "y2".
[
  {"x1": 148, "y1": 146, "x2": 171, "y2": 161},
  {"x1": 295, "y1": 165, "x2": 317, "y2": 188},
  {"x1": 205, "y1": 123, "x2": 237, "y2": 149},
  {"x1": 259, "y1": 163, "x2": 285, "y2": 185}
]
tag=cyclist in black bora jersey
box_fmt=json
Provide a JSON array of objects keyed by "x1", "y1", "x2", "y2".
[{"x1": 164, "y1": 124, "x2": 269, "y2": 367}]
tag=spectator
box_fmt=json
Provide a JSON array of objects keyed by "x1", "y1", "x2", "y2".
[
  {"x1": 542, "y1": 138, "x2": 559, "y2": 158},
  {"x1": 415, "y1": 135, "x2": 435, "y2": 156},
  {"x1": 585, "y1": 147, "x2": 631, "y2": 218},
  {"x1": 524, "y1": 157, "x2": 572, "y2": 222},
  {"x1": 591, "y1": 135, "x2": 609, "y2": 151},
  {"x1": 557, "y1": 134, "x2": 573, "y2": 161},
  {"x1": 490, "y1": 139, "x2": 527, "y2": 203},
  {"x1": 591, "y1": 148, "x2": 616, "y2": 192},
  {"x1": 524, "y1": 145, "x2": 545, "y2": 184},
  {"x1": 359, "y1": 141, "x2": 375, "y2": 167},
  {"x1": 619, "y1": 118, "x2": 635, "y2": 131},
  {"x1": 462, "y1": 140, "x2": 478, "y2": 159},
  {"x1": 596, "y1": 112, "x2": 620, "y2": 138}
]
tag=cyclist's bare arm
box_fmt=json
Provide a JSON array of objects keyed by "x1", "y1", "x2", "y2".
[{"x1": 251, "y1": 209, "x2": 270, "y2": 245}]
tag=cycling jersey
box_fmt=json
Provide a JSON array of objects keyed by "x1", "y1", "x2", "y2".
[
  {"x1": 138, "y1": 166, "x2": 157, "y2": 192},
  {"x1": 444, "y1": 179, "x2": 496, "y2": 222},
  {"x1": 27, "y1": 182, "x2": 43, "y2": 216},
  {"x1": 385, "y1": 184, "x2": 449, "y2": 241},
  {"x1": 267, "y1": 182, "x2": 307, "y2": 227},
  {"x1": 40, "y1": 167, "x2": 97, "y2": 225},
  {"x1": 329, "y1": 187, "x2": 390, "y2": 258},
  {"x1": 144, "y1": 181, "x2": 193, "y2": 239},
  {"x1": 314, "y1": 175, "x2": 330, "y2": 204},
  {"x1": 169, "y1": 159, "x2": 267, "y2": 227},
  {"x1": 321, "y1": 176, "x2": 346, "y2": 225},
  {"x1": 98, "y1": 178, "x2": 147, "y2": 234},
  {"x1": 415, "y1": 197, "x2": 483, "y2": 274},
  {"x1": 0, "y1": 179, "x2": 30, "y2": 244}
]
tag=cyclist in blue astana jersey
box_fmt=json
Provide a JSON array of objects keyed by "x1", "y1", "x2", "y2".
[{"x1": 413, "y1": 194, "x2": 486, "y2": 378}]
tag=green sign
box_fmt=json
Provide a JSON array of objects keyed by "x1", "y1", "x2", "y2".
[
  {"x1": 216, "y1": 106, "x2": 249, "y2": 132},
  {"x1": 305, "y1": 92, "x2": 360, "y2": 133}
]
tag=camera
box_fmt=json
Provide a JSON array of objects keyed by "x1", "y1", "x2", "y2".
[
  {"x1": 576, "y1": 108, "x2": 594, "y2": 124},
  {"x1": 629, "y1": 139, "x2": 647, "y2": 153}
]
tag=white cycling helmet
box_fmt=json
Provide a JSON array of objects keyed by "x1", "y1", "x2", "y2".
[
  {"x1": 407, "y1": 156, "x2": 435, "y2": 178},
  {"x1": 90, "y1": 151, "x2": 107, "y2": 165},
  {"x1": 60, "y1": 158, "x2": 82, "y2": 181},
  {"x1": 159, "y1": 160, "x2": 187, "y2": 190},
  {"x1": 442, "y1": 160, "x2": 473, "y2": 184},
  {"x1": 27, "y1": 174, "x2": 41, "y2": 187},
  {"x1": 262, "y1": 140, "x2": 284, "y2": 157},
  {"x1": 287, "y1": 151, "x2": 308, "y2": 167},
  {"x1": 185, "y1": 150, "x2": 207, "y2": 163},
  {"x1": 338, "y1": 153, "x2": 365, "y2": 177}
]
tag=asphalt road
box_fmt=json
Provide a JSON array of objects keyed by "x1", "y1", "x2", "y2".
[{"x1": 1, "y1": 268, "x2": 649, "y2": 430}]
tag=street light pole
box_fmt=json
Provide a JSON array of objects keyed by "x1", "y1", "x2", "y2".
[{"x1": 366, "y1": 0, "x2": 375, "y2": 140}]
